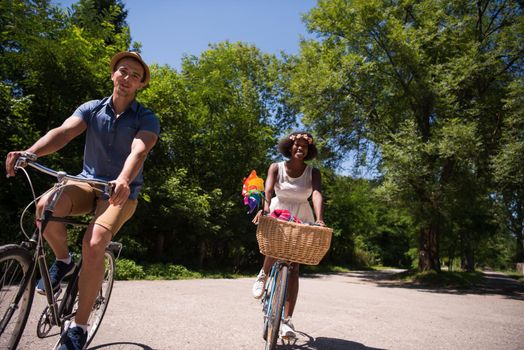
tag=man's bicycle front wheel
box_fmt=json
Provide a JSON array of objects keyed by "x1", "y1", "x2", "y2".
[
  {"x1": 0, "y1": 244, "x2": 36, "y2": 350},
  {"x1": 265, "y1": 264, "x2": 288, "y2": 350},
  {"x1": 59, "y1": 248, "x2": 116, "y2": 349}
]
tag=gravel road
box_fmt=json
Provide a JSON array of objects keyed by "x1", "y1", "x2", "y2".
[{"x1": 17, "y1": 270, "x2": 524, "y2": 350}]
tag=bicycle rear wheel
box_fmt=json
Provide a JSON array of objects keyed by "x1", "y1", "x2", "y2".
[
  {"x1": 0, "y1": 244, "x2": 36, "y2": 350},
  {"x1": 265, "y1": 264, "x2": 288, "y2": 350},
  {"x1": 60, "y1": 248, "x2": 116, "y2": 349}
]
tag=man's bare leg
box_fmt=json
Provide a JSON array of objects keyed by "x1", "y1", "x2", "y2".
[{"x1": 75, "y1": 223, "x2": 112, "y2": 325}]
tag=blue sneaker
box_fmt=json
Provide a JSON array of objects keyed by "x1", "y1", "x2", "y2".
[
  {"x1": 36, "y1": 258, "x2": 75, "y2": 295},
  {"x1": 58, "y1": 326, "x2": 88, "y2": 350}
]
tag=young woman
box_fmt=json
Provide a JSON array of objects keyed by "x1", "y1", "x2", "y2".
[{"x1": 252, "y1": 131, "x2": 325, "y2": 338}]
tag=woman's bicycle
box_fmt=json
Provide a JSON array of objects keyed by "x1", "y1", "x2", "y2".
[
  {"x1": 0, "y1": 153, "x2": 122, "y2": 350},
  {"x1": 256, "y1": 215, "x2": 333, "y2": 350}
]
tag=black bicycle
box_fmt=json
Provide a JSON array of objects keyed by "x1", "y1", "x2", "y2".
[{"x1": 0, "y1": 153, "x2": 122, "y2": 349}]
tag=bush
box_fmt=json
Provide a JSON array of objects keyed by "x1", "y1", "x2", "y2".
[
  {"x1": 144, "y1": 263, "x2": 202, "y2": 280},
  {"x1": 116, "y1": 258, "x2": 146, "y2": 280}
]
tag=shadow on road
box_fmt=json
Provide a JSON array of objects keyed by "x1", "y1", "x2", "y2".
[
  {"x1": 277, "y1": 331, "x2": 386, "y2": 350},
  {"x1": 88, "y1": 342, "x2": 153, "y2": 350},
  {"x1": 336, "y1": 270, "x2": 524, "y2": 301}
]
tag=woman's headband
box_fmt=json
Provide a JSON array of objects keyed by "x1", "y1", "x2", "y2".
[{"x1": 289, "y1": 133, "x2": 313, "y2": 144}]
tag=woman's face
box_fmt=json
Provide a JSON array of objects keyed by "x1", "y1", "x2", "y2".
[{"x1": 291, "y1": 138, "x2": 309, "y2": 160}]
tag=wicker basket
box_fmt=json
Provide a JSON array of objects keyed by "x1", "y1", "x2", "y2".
[{"x1": 256, "y1": 215, "x2": 333, "y2": 265}]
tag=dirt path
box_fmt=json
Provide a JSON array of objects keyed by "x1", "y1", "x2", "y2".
[{"x1": 18, "y1": 270, "x2": 524, "y2": 350}]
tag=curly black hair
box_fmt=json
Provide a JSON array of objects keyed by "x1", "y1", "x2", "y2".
[{"x1": 277, "y1": 131, "x2": 318, "y2": 161}]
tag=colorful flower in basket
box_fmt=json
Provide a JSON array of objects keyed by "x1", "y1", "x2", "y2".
[
  {"x1": 242, "y1": 170, "x2": 265, "y2": 214},
  {"x1": 270, "y1": 209, "x2": 302, "y2": 224}
]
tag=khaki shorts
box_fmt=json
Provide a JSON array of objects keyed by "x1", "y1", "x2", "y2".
[{"x1": 59, "y1": 181, "x2": 137, "y2": 236}]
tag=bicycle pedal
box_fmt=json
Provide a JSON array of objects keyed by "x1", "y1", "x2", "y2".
[{"x1": 280, "y1": 335, "x2": 297, "y2": 345}]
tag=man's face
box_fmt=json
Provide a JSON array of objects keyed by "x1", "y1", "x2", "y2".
[{"x1": 111, "y1": 57, "x2": 146, "y2": 97}]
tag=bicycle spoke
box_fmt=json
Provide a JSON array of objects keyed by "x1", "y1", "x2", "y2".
[{"x1": 0, "y1": 245, "x2": 35, "y2": 350}]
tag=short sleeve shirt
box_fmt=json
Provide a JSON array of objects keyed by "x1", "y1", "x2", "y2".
[{"x1": 73, "y1": 96, "x2": 160, "y2": 199}]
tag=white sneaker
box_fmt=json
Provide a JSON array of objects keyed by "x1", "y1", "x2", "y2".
[
  {"x1": 280, "y1": 318, "x2": 296, "y2": 338},
  {"x1": 252, "y1": 269, "x2": 267, "y2": 299}
]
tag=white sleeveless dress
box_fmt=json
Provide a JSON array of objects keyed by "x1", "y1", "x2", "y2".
[{"x1": 269, "y1": 161, "x2": 315, "y2": 223}]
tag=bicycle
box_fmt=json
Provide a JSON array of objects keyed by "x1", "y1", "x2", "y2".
[
  {"x1": 261, "y1": 258, "x2": 294, "y2": 350},
  {"x1": 256, "y1": 215, "x2": 333, "y2": 350},
  {"x1": 0, "y1": 153, "x2": 122, "y2": 350}
]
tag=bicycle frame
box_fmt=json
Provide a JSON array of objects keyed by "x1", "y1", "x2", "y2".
[
  {"x1": 265, "y1": 261, "x2": 289, "y2": 315},
  {"x1": 262, "y1": 259, "x2": 293, "y2": 349},
  {"x1": 14, "y1": 156, "x2": 114, "y2": 328}
]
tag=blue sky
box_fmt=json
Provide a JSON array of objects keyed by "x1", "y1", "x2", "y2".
[
  {"x1": 51, "y1": 1, "x2": 367, "y2": 176},
  {"x1": 53, "y1": 0, "x2": 317, "y2": 70}
]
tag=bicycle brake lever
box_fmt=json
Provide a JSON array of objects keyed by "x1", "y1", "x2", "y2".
[
  {"x1": 22, "y1": 152, "x2": 38, "y2": 161},
  {"x1": 105, "y1": 183, "x2": 115, "y2": 197},
  {"x1": 13, "y1": 152, "x2": 38, "y2": 172}
]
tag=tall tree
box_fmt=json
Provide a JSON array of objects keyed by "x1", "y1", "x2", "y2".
[
  {"x1": 291, "y1": 0, "x2": 523, "y2": 271},
  {"x1": 1, "y1": 0, "x2": 131, "y2": 242},
  {"x1": 71, "y1": 0, "x2": 128, "y2": 45},
  {"x1": 492, "y1": 78, "x2": 524, "y2": 263},
  {"x1": 136, "y1": 42, "x2": 293, "y2": 267}
]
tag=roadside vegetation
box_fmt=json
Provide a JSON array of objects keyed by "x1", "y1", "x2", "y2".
[{"x1": 2, "y1": 1, "x2": 523, "y2": 279}]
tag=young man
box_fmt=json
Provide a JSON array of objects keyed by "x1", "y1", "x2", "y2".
[{"x1": 5, "y1": 51, "x2": 160, "y2": 350}]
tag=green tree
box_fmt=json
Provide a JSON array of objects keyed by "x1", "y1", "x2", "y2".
[
  {"x1": 136, "y1": 42, "x2": 292, "y2": 268},
  {"x1": 71, "y1": 0, "x2": 129, "y2": 45},
  {"x1": 492, "y1": 78, "x2": 524, "y2": 263},
  {"x1": 291, "y1": 0, "x2": 523, "y2": 271},
  {"x1": 1, "y1": 0, "x2": 131, "y2": 242}
]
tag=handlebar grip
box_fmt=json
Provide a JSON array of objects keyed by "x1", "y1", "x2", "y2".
[
  {"x1": 104, "y1": 183, "x2": 115, "y2": 197},
  {"x1": 13, "y1": 152, "x2": 38, "y2": 171}
]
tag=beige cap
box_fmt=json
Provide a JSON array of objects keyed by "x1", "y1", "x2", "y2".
[{"x1": 109, "y1": 51, "x2": 150, "y2": 85}]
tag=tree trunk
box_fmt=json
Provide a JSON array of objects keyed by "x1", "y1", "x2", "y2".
[
  {"x1": 513, "y1": 202, "x2": 524, "y2": 262},
  {"x1": 155, "y1": 232, "x2": 165, "y2": 259},
  {"x1": 460, "y1": 232, "x2": 475, "y2": 272},
  {"x1": 418, "y1": 223, "x2": 440, "y2": 271},
  {"x1": 198, "y1": 240, "x2": 207, "y2": 268},
  {"x1": 516, "y1": 230, "x2": 524, "y2": 262}
]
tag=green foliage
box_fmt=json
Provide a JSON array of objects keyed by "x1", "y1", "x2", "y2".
[
  {"x1": 115, "y1": 258, "x2": 146, "y2": 280},
  {"x1": 322, "y1": 173, "x2": 414, "y2": 268},
  {"x1": 144, "y1": 264, "x2": 202, "y2": 280},
  {"x1": 492, "y1": 78, "x2": 524, "y2": 262},
  {"x1": 396, "y1": 269, "x2": 485, "y2": 289},
  {"x1": 1, "y1": 0, "x2": 132, "y2": 236},
  {"x1": 134, "y1": 42, "x2": 292, "y2": 268},
  {"x1": 3, "y1": 0, "x2": 520, "y2": 276},
  {"x1": 293, "y1": 0, "x2": 524, "y2": 271}
]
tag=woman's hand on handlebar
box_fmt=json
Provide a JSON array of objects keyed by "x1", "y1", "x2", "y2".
[
  {"x1": 315, "y1": 219, "x2": 326, "y2": 227},
  {"x1": 252, "y1": 209, "x2": 268, "y2": 225}
]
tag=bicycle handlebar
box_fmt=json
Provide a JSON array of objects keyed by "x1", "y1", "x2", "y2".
[{"x1": 14, "y1": 153, "x2": 114, "y2": 197}]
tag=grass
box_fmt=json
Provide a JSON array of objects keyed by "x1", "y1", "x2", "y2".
[
  {"x1": 302, "y1": 264, "x2": 351, "y2": 274},
  {"x1": 115, "y1": 258, "x2": 523, "y2": 288},
  {"x1": 501, "y1": 270, "x2": 524, "y2": 283},
  {"x1": 391, "y1": 269, "x2": 485, "y2": 289},
  {"x1": 115, "y1": 259, "x2": 252, "y2": 280}
]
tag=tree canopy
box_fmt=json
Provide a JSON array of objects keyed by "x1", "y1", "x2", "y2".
[{"x1": 1, "y1": 0, "x2": 522, "y2": 273}]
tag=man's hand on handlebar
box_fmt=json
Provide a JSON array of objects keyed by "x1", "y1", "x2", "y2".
[
  {"x1": 5, "y1": 151, "x2": 37, "y2": 177},
  {"x1": 109, "y1": 178, "x2": 130, "y2": 207}
]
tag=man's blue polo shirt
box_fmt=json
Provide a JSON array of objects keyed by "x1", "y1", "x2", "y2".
[{"x1": 73, "y1": 96, "x2": 160, "y2": 199}]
